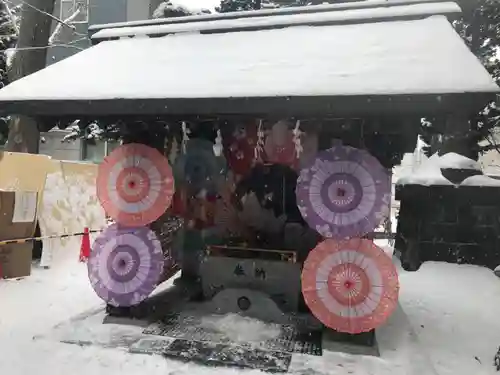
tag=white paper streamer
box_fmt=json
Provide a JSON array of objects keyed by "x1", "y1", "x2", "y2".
[
  {"x1": 293, "y1": 119, "x2": 303, "y2": 159},
  {"x1": 254, "y1": 119, "x2": 265, "y2": 162},
  {"x1": 181, "y1": 122, "x2": 191, "y2": 154},
  {"x1": 214, "y1": 128, "x2": 223, "y2": 157}
]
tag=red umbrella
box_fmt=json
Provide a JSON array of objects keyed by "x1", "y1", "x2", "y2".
[
  {"x1": 302, "y1": 238, "x2": 399, "y2": 334},
  {"x1": 97, "y1": 143, "x2": 175, "y2": 227}
]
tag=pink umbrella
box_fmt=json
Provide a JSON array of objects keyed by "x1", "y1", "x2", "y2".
[
  {"x1": 302, "y1": 238, "x2": 399, "y2": 334},
  {"x1": 97, "y1": 143, "x2": 175, "y2": 227}
]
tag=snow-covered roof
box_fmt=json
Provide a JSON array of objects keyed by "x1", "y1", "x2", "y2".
[
  {"x1": 88, "y1": 0, "x2": 456, "y2": 35},
  {"x1": 0, "y1": 12, "x2": 497, "y2": 117},
  {"x1": 92, "y1": 1, "x2": 461, "y2": 40}
]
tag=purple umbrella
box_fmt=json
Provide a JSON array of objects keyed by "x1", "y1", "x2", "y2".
[
  {"x1": 296, "y1": 145, "x2": 391, "y2": 239},
  {"x1": 88, "y1": 224, "x2": 164, "y2": 307}
]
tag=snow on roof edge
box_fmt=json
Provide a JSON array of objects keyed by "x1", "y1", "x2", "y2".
[
  {"x1": 88, "y1": 0, "x2": 457, "y2": 33},
  {"x1": 91, "y1": 2, "x2": 462, "y2": 40},
  {"x1": 439, "y1": 152, "x2": 481, "y2": 170},
  {"x1": 461, "y1": 175, "x2": 500, "y2": 187}
]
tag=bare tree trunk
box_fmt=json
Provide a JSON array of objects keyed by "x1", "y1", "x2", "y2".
[{"x1": 6, "y1": 0, "x2": 56, "y2": 154}]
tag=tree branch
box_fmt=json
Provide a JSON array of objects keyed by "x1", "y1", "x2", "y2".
[
  {"x1": 1, "y1": 0, "x2": 19, "y2": 33},
  {"x1": 9, "y1": 43, "x2": 85, "y2": 52},
  {"x1": 482, "y1": 132, "x2": 500, "y2": 153},
  {"x1": 48, "y1": 7, "x2": 83, "y2": 44},
  {"x1": 6, "y1": 0, "x2": 73, "y2": 30}
]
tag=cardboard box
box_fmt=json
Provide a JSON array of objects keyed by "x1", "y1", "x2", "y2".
[
  {"x1": 0, "y1": 244, "x2": 33, "y2": 279},
  {"x1": 0, "y1": 190, "x2": 38, "y2": 279}
]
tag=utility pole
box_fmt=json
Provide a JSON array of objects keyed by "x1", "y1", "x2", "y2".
[{"x1": 6, "y1": 0, "x2": 56, "y2": 154}]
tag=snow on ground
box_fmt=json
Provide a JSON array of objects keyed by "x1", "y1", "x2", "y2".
[
  {"x1": 399, "y1": 262, "x2": 500, "y2": 375},
  {"x1": 2, "y1": 245, "x2": 500, "y2": 375},
  {"x1": 199, "y1": 314, "x2": 282, "y2": 344}
]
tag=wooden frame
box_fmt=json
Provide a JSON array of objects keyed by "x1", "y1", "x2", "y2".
[{"x1": 1, "y1": 93, "x2": 493, "y2": 118}]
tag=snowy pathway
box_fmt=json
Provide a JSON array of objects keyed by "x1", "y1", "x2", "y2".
[{"x1": 1, "y1": 254, "x2": 500, "y2": 375}]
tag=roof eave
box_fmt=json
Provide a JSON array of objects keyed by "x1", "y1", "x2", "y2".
[{"x1": 0, "y1": 92, "x2": 495, "y2": 119}]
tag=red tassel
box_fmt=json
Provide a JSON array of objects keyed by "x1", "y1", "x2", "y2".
[{"x1": 79, "y1": 227, "x2": 91, "y2": 262}]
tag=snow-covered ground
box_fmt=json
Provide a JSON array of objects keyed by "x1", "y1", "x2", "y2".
[{"x1": 1, "y1": 243, "x2": 500, "y2": 375}]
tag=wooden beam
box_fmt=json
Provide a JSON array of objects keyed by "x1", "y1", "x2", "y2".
[{"x1": 0, "y1": 93, "x2": 492, "y2": 118}]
